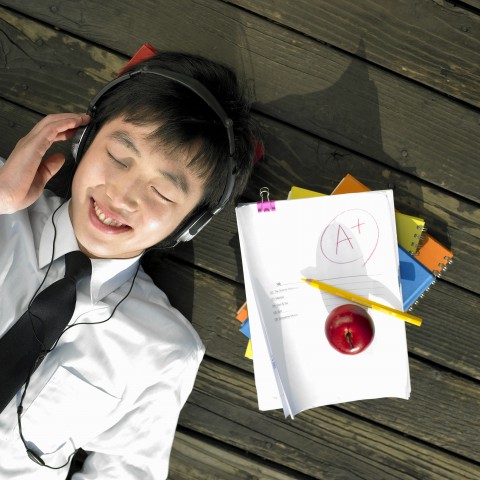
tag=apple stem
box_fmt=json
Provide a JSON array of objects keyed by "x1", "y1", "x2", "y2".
[{"x1": 346, "y1": 330, "x2": 354, "y2": 349}]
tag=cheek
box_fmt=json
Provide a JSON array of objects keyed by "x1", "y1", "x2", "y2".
[
  {"x1": 140, "y1": 206, "x2": 186, "y2": 242},
  {"x1": 142, "y1": 208, "x2": 171, "y2": 236},
  {"x1": 72, "y1": 155, "x2": 106, "y2": 194},
  {"x1": 144, "y1": 212, "x2": 162, "y2": 231}
]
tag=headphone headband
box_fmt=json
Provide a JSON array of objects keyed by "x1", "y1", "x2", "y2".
[
  {"x1": 72, "y1": 65, "x2": 238, "y2": 246},
  {"x1": 86, "y1": 66, "x2": 235, "y2": 156}
]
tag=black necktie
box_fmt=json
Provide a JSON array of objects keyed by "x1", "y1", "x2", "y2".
[{"x1": 0, "y1": 250, "x2": 91, "y2": 414}]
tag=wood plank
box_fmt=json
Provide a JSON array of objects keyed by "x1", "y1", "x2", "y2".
[
  {"x1": 179, "y1": 358, "x2": 480, "y2": 479},
  {"x1": 345, "y1": 358, "x2": 480, "y2": 455},
  {"x1": 461, "y1": 0, "x2": 480, "y2": 10},
  {"x1": 0, "y1": 4, "x2": 478, "y2": 202},
  {"x1": 170, "y1": 430, "x2": 302, "y2": 480},
  {"x1": 0, "y1": 98, "x2": 40, "y2": 156},
  {"x1": 0, "y1": 7, "x2": 124, "y2": 113},
  {"x1": 227, "y1": 0, "x2": 480, "y2": 107},
  {"x1": 150, "y1": 257, "x2": 480, "y2": 461},
  {"x1": 405, "y1": 279, "x2": 480, "y2": 380}
]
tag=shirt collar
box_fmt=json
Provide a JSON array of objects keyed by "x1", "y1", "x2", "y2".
[{"x1": 38, "y1": 200, "x2": 142, "y2": 304}]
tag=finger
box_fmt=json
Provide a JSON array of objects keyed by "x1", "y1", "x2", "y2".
[
  {"x1": 0, "y1": 152, "x2": 67, "y2": 213},
  {"x1": 29, "y1": 113, "x2": 90, "y2": 136},
  {"x1": 39, "y1": 114, "x2": 91, "y2": 144},
  {"x1": 38, "y1": 152, "x2": 66, "y2": 182},
  {"x1": 0, "y1": 114, "x2": 90, "y2": 210},
  {"x1": 9, "y1": 114, "x2": 90, "y2": 173},
  {"x1": 27, "y1": 153, "x2": 66, "y2": 205}
]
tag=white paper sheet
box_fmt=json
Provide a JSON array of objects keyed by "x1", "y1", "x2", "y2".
[{"x1": 236, "y1": 191, "x2": 410, "y2": 417}]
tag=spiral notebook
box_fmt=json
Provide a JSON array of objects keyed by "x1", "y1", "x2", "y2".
[
  {"x1": 398, "y1": 246, "x2": 436, "y2": 310},
  {"x1": 236, "y1": 190, "x2": 410, "y2": 417},
  {"x1": 414, "y1": 233, "x2": 453, "y2": 277}
]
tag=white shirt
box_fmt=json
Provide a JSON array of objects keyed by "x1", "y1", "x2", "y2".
[{"x1": 0, "y1": 189, "x2": 205, "y2": 479}]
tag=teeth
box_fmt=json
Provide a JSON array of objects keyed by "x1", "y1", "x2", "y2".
[{"x1": 93, "y1": 201, "x2": 126, "y2": 228}]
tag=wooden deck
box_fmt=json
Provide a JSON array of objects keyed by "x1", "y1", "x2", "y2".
[{"x1": 0, "y1": 1, "x2": 479, "y2": 478}]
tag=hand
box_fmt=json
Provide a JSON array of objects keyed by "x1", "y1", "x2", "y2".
[{"x1": 0, "y1": 113, "x2": 90, "y2": 214}]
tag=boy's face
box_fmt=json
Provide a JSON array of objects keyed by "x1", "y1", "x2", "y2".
[{"x1": 69, "y1": 117, "x2": 205, "y2": 259}]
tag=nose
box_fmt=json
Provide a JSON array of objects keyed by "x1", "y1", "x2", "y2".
[{"x1": 105, "y1": 175, "x2": 141, "y2": 211}]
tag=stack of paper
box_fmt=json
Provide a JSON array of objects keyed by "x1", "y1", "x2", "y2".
[{"x1": 236, "y1": 191, "x2": 410, "y2": 418}]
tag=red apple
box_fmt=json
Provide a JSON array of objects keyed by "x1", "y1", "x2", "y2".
[{"x1": 325, "y1": 304, "x2": 375, "y2": 354}]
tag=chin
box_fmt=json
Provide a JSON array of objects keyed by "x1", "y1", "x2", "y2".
[{"x1": 77, "y1": 237, "x2": 137, "y2": 259}]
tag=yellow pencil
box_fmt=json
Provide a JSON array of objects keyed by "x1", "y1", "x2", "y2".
[{"x1": 301, "y1": 278, "x2": 422, "y2": 327}]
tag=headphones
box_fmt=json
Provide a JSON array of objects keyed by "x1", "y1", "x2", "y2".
[{"x1": 71, "y1": 65, "x2": 238, "y2": 246}]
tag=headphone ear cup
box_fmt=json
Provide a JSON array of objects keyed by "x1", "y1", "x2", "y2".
[
  {"x1": 173, "y1": 209, "x2": 214, "y2": 245},
  {"x1": 71, "y1": 124, "x2": 97, "y2": 163},
  {"x1": 71, "y1": 126, "x2": 87, "y2": 162}
]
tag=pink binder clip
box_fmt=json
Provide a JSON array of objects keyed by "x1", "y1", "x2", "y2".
[{"x1": 257, "y1": 187, "x2": 275, "y2": 212}]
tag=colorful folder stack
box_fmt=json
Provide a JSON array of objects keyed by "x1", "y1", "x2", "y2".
[
  {"x1": 330, "y1": 174, "x2": 453, "y2": 278},
  {"x1": 236, "y1": 174, "x2": 453, "y2": 358}
]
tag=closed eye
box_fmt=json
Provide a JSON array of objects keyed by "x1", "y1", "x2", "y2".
[
  {"x1": 108, "y1": 152, "x2": 127, "y2": 169},
  {"x1": 151, "y1": 186, "x2": 173, "y2": 203}
]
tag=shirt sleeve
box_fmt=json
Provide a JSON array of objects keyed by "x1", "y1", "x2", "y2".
[{"x1": 72, "y1": 346, "x2": 204, "y2": 480}]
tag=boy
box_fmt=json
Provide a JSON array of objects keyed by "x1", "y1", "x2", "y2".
[{"x1": 0, "y1": 51, "x2": 256, "y2": 479}]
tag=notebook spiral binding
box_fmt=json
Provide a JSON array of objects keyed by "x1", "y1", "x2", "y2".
[
  {"x1": 411, "y1": 225, "x2": 428, "y2": 254},
  {"x1": 433, "y1": 256, "x2": 454, "y2": 277},
  {"x1": 409, "y1": 278, "x2": 437, "y2": 311}
]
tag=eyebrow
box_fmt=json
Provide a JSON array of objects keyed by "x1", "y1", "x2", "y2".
[
  {"x1": 159, "y1": 169, "x2": 189, "y2": 195},
  {"x1": 109, "y1": 130, "x2": 190, "y2": 195},
  {"x1": 109, "y1": 131, "x2": 142, "y2": 157}
]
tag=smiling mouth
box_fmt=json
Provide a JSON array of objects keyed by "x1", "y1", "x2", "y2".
[{"x1": 92, "y1": 200, "x2": 130, "y2": 228}]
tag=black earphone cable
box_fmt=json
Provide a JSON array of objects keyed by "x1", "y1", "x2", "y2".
[
  {"x1": 17, "y1": 193, "x2": 143, "y2": 469},
  {"x1": 26, "y1": 197, "x2": 67, "y2": 351}
]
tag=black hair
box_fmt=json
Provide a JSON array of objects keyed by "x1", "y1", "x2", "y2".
[{"x1": 90, "y1": 52, "x2": 258, "y2": 210}]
